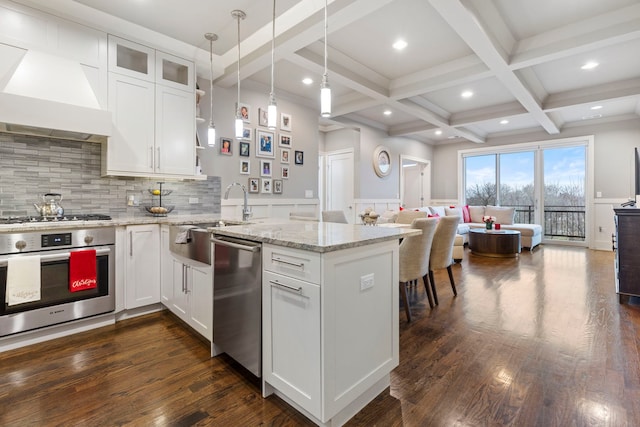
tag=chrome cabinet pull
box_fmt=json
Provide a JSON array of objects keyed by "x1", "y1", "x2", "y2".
[
  {"x1": 149, "y1": 146, "x2": 154, "y2": 169},
  {"x1": 0, "y1": 247, "x2": 112, "y2": 266},
  {"x1": 272, "y1": 257, "x2": 304, "y2": 268},
  {"x1": 269, "y1": 279, "x2": 302, "y2": 294},
  {"x1": 156, "y1": 147, "x2": 160, "y2": 170},
  {"x1": 129, "y1": 231, "x2": 133, "y2": 257}
]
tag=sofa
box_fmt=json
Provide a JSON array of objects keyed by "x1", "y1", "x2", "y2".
[
  {"x1": 378, "y1": 210, "x2": 466, "y2": 262},
  {"x1": 425, "y1": 205, "x2": 542, "y2": 251}
]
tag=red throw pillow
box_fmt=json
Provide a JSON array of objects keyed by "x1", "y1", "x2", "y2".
[
  {"x1": 399, "y1": 206, "x2": 404, "y2": 211},
  {"x1": 428, "y1": 213, "x2": 440, "y2": 218},
  {"x1": 462, "y1": 205, "x2": 471, "y2": 223}
]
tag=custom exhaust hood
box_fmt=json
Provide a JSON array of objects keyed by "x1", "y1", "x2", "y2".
[{"x1": 0, "y1": 50, "x2": 112, "y2": 143}]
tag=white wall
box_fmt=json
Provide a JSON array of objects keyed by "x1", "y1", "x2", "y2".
[
  {"x1": 431, "y1": 119, "x2": 640, "y2": 200},
  {"x1": 197, "y1": 77, "x2": 320, "y2": 201}
]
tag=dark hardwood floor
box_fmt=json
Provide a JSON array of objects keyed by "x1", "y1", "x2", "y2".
[{"x1": 1, "y1": 245, "x2": 639, "y2": 426}]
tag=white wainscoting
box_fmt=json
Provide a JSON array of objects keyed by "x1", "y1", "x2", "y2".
[{"x1": 221, "y1": 198, "x2": 320, "y2": 221}]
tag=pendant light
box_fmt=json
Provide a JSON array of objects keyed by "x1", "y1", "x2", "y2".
[
  {"x1": 204, "y1": 32, "x2": 218, "y2": 147},
  {"x1": 320, "y1": 0, "x2": 331, "y2": 117},
  {"x1": 232, "y1": 10, "x2": 246, "y2": 138},
  {"x1": 267, "y1": 0, "x2": 277, "y2": 130}
]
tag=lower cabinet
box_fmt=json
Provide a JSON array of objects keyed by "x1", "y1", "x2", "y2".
[
  {"x1": 262, "y1": 241, "x2": 399, "y2": 425},
  {"x1": 263, "y1": 270, "x2": 321, "y2": 416},
  {"x1": 124, "y1": 224, "x2": 160, "y2": 309},
  {"x1": 160, "y1": 226, "x2": 212, "y2": 341}
]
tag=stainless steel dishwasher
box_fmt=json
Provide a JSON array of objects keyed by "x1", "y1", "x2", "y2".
[{"x1": 212, "y1": 235, "x2": 262, "y2": 377}]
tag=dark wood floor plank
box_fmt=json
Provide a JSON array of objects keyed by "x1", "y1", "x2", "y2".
[{"x1": 1, "y1": 245, "x2": 639, "y2": 426}]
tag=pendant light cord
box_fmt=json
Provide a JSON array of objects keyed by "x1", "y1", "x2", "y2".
[
  {"x1": 236, "y1": 13, "x2": 241, "y2": 116},
  {"x1": 270, "y1": 0, "x2": 276, "y2": 99},
  {"x1": 323, "y1": 0, "x2": 328, "y2": 78},
  {"x1": 209, "y1": 38, "x2": 214, "y2": 127}
]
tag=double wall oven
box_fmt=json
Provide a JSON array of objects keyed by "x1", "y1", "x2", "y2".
[{"x1": 0, "y1": 215, "x2": 114, "y2": 337}]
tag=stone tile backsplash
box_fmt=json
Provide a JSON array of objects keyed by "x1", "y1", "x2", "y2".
[{"x1": 0, "y1": 134, "x2": 220, "y2": 218}]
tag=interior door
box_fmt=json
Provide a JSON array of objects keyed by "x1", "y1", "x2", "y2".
[
  {"x1": 401, "y1": 156, "x2": 430, "y2": 208},
  {"x1": 325, "y1": 150, "x2": 354, "y2": 223}
]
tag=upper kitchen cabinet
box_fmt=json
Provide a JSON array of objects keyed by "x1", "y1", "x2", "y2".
[
  {"x1": 156, "y1": 51, "x2": 195, "y2": 92},
  {"x1": 108, "y1": 35, "x2": 155, "y2": 82},
  {"x1": 103, "y1": 36, "x2": 199, "y2": 179}
]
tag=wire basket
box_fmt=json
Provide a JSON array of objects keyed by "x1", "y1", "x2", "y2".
[{"x1": 144, "y1": 205, "x2": 175, "y2": 217}]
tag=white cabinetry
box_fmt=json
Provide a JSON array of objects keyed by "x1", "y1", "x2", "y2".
[
  {"x1": 160, "y1": 226, "x2": 213, "y2": 341},
  {"x1": 125, "y1": 224, "x2": 160, "y2": 309},
  {"x1": 103, "y1": 36, "x2": 198, "y2": 178},
  {"x1": 262, "y1": 242, "x2": 399, "y2": 426}
]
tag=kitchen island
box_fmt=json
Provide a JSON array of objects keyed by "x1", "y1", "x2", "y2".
[{"x1": 210, "y1": 221, "x2": 418, "y2": 427}]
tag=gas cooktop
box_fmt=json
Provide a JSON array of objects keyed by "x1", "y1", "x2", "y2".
[{"x1": 0, "y1": 214, "x2": 112, "y2": 225}]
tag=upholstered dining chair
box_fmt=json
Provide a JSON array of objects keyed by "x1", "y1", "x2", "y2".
[
  {"x1": 398, "y1": 217, "x2": 438, "y2": 322},
  {"x1": 321, "y1": 210, "x2": 348, "y2": 223},
  {"x1": 289, "y1": 211, "x2": 318, "y2": 221},
  {"x1": 428, "y1": 215, "x2": 459, "y2": 305},
  {"x1": 395, "y1": 210, "x2": 427, "y2": 224}
]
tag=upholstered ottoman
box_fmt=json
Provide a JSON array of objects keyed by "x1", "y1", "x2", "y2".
[{"x1": 453, "y1": 233, "x2": 464, "y2": 262}]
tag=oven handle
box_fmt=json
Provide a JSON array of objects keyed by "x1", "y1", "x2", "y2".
[{"x1": 0, "y1": 246, "x2": 112, "y2": 266}]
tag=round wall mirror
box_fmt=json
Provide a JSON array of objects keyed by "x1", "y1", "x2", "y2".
[{"x1": 373, "y1": 146, "x2": 391, "y2": 177}]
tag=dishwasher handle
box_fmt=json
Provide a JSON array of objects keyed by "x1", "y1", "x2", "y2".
[{"x1": 212, "y1": 237, "x2": 261, "y2": 253}]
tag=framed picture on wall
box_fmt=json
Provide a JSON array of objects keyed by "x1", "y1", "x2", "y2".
[
  {"x1": 248, "y1": 178, "x2": 260, "y2": 193},
  {"x1": 279, "y1": 134, "x2": 292, "y2": 147},
  {"x1": 239, "y1": 141, "x2": 250, "y2": 157},
  {"x1": 262, "y1": 178, "x2": 272, "y2": 193},
  {"x1": 241, "y1": 127, "x2": 252, "y2": 141},
  {"x1": 281, "y1": 166, "x2": 289, "y2": 179},
  {"x1": 257, "y1": 130, "x2": 275, "y2": 158},
  {"x1": 273, "y1": 179, "x2": 283, "y2": 194},
  {"x1": 239, "y1": 103, "x2": 250, "y2": 123},
  {"x1": 280, "y1": 148, "x2": 290, "y2": 164},
  {"x1": 240, "y1": 159, "x2": 250, "y2": 175},
  {"x1": 260, "y1": 159, "x2": 272, "y2": 177},
  {"x1": 280, "y1": 113, "x2": 292, "y2": 131},
  {"x1": 220, "y1": 137, "x2": 232, "y2": 155},
  {"x1": 258, "y1": 107, "x2": 268, "y2": 127},
  {"x1": 294, "y1": 150, "x2": 304, "y2": 165}
]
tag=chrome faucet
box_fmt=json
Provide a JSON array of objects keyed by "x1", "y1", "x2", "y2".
[{"x1": 224, "y1": 182, "x2": 252, "y2": 222}]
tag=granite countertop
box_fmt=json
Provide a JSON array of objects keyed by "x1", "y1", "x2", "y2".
[
  {"x1": 209, "y1": 221, "x2": 420, "y2": 253},
  {"x1": 0, "y1": 214, "x2": 228, "y2": 233}
]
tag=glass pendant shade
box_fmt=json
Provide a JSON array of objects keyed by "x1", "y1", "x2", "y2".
[
  {"x1": 321, "y1": 78, "x2": 331, "y2": 117},
  {"x1": 268, "y1": 98, "x2": 277, "y2": 129},
  {"x1": 235, "y1": 116, "x2": 244, "y2": 138},
  {"x1": 207, "y1": 124, "x2": 216, "y2": 146}
]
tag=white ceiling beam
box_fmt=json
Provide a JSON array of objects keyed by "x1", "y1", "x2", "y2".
[
  {"x1": 450, "y1": 102, "x2": 528, "y2": 127},
  {"x1": 511, "y1": 5, "x2": 640, "y2": 69},
  {"x1": 543, "y1": 78, "x2": 640, "y2": 111},
  {"x1": 429, "y1": 0, "x2": 560, "y2": 135}
]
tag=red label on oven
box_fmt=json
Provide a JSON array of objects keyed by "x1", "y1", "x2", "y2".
[{"x1": 69, "y1": 250, "x2": 97, "y2": 292}]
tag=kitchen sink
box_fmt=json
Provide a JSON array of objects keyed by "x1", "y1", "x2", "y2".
[
  {"x1": 168, "y1": 220, "x2": 246, "y2": 265},
  {"x1": 169, "y1": 225, "x2": 213, "y2": 265},
  {"x1": 192, "y1": 219, "x2": 245, "y2": 228}
]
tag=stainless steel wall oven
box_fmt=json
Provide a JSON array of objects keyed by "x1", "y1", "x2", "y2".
[{"x1": 0, "y1": 226, "x2": 115, "y2": 337}]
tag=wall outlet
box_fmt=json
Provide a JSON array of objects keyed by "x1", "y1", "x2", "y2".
[
  {"x1": 360, "y1": 273, "x2": 374, "y2": 291},
  {"x1": 596, "y1": 191, "x2": 602, "y2": 198},
  {"x1": 189, "y1": 197, "x2": 199, "y2": 204},
  {"x1": 305, "y1": 190, "x2": 313, "y2": 198}
]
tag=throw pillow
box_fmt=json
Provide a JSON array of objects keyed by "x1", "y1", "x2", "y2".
[
  {"x1": 462, "y1": 205, "x2": 471, "y2": 223},
  {"x1": 485, "y1": 206, "x2": 516, "y2": 225},
  {"x1": 468, "y1": 206, "x2": 485, "y2": 223},
  {"x1": 428, "y1": 213, "x2": 440, "y2": 218},
  {"x1": 429, "y1": 206, "x2": 446, "y2": 217},
  {"x1": 444, "y1": 206, "x2": 463, "y2": 224}
]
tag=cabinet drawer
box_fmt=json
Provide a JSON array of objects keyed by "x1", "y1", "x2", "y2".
[{"x1": 263, "y1": 244, "x2": 320, "y2": 284}]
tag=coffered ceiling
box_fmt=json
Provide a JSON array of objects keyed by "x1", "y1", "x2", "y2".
[{"x1": 17, "y1": 0, "x2": 640, "y2": 144}]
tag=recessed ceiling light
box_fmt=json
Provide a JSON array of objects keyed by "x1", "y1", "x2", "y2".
[
  {"x1": 392, "y1": 40, "x2": 407, "y2": 50},
  {"x1": 461, "y1": 90, "x2": 473, "y2": 99},
  {"x1": 581, "y1": 61, "x2": 599, "y2": 70},
  {"x1": 435, "y1": 130, "x2": 442, "y2": 135},
  {"x1": 383, "y1": 110, "x2": 392, "y2": 116},
  {"x1": 500, "y1": 119, "x2": 509, "y2": 125},
  {"x1": 302, "y1": 77, "x2": 313, "y2": 85},
  {"x1": 447, "y1": 135, "x2": 458, "y2": 139},
  {"x1": 590, "y1": 105, "x2": 603, "y2": 110}
]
